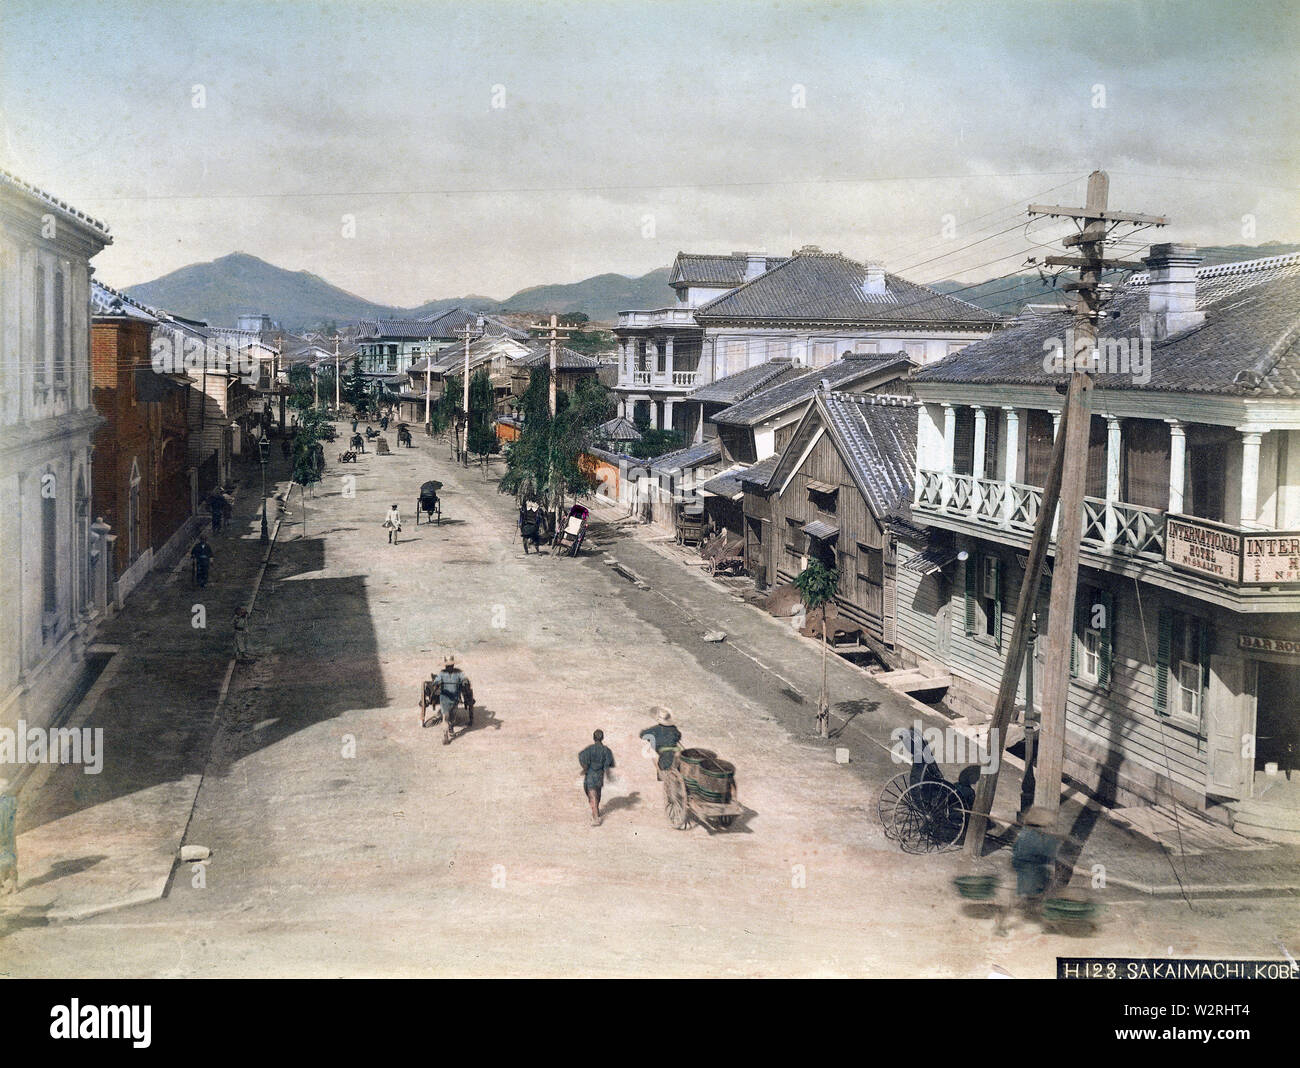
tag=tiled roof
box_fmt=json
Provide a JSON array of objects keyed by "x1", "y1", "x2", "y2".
[
  {"x1": 739, "y1": 454, "x2": 781, "y2": 489},
  {"x1": 915, "y1": 254, "x2": 1300, "y2": 398},
  {"x1": 669, "y1": 252, "x2": 789, "y2": 287},
  {"x1": 91, "y1": 280, "x2": 158, "y2": 323},
  {"x1": 700, "y1": 463, "x2": 752, "y2": 499},
  {"x1": 357, "y1": 318, "x2": 453, "y2": 340},
  {"x1": 816, "y1": 392, "x2": 918, "y2": 521},
  {"x1": 519, "y1": 344, "x2": 602, "y2": 370},
  {"x1": 1, "y1": 169, "x2": 112, "y2": 239},
  {"x1": 596, "y1": 416, "x2": 642, "y2": 441},
  {"x1": 712, "y1": 352, "x2": 914, "y2": 427},
  {"x1": 687, "y1": 359, "x2": 801, "y2": 404},
  {"x1": 693, "y1": 249, "x2": 1002, "y2": 325},
  {"x1": 648, "y1": 439, "x2": 722, "y2": 474}
]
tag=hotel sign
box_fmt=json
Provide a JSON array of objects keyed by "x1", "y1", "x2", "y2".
[{"x1": 1165, "y1": 516, "x2": 1300, "y2": 585}]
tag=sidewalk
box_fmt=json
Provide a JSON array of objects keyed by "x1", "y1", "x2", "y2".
[
  {"x1": 592, "y1": 501, "x2": 1300, "y2": 901},
  {"x1": 0, "y1": 449, "x2": 294, "y2": 923}
]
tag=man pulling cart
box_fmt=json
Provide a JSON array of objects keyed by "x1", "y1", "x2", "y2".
[{"x1": 420, "y1": 654, "x2": 475, "y2": 745}]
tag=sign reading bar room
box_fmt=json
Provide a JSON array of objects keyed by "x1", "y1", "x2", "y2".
[{"x1": 1165, "y1": 516, "x2": 1300, "y2": 585}]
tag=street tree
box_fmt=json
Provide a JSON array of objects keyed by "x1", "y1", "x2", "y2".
[
  {"x1": 793, "y1": 558, "x2": 839, "y2": 738},
  {"x1": 499, "y1": 368, "x2": 612, "y2": 528},
  {"x1": 467, "y1": 367, "x2": 496, "y2": 472},
  {"x1": 343, "y1": 358, "x2": 371, "y2": 417}
]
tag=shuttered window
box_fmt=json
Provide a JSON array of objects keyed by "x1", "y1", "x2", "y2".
[
  {"x1": 810, "y1": 341, "x2": 836, "y2": 367},
  {"x1": 1155, "y1": 608, "x2": 1210, "y2": 722},
  {"x1": 962, "y1": 552, "x2": 1002, "y2": 646},
  {"x1": 1122, "y1": 419, "x2": 1170, "y2": 510},
  {"x1": 1024, "y1": 409, "x2": 1055, "y2": 487},
  {"x1": 1071, "y1": 586, "x2": 1114, "y2": 688},
  {"x1": 953, "y1": 407, "x2": 975, "y2": 476}
]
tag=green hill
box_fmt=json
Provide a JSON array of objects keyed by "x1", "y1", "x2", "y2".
[{"x1": 123, "y1": 252, "x2": 670, "y2": 330}]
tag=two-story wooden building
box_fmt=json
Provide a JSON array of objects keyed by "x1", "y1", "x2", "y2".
[{"x1": 901, "y1": 245, "x2": 1300, "y2": 830}]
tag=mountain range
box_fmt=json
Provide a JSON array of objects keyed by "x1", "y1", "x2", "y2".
[{"x1": 123, "y1": 243, "x2": 1300, "y2": 331}]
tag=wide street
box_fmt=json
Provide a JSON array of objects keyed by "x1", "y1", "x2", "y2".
[{"x1": 1, "y1": 426, "x2": 1293, "y2": 978}]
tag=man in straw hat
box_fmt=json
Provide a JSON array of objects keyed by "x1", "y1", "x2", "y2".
[
  {"x1": 424, "y1": 653, "x2": 473, "y2": 737},
  {"x1": 996, "y1": 806, "x2": 1061, "y2": 934},
  {"x1": 639, "y1": 706, "x2": 683, "y2": 779}
]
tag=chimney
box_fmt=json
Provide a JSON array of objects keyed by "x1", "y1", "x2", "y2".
[
  {"x1": 1141, "y1": 243, "x2": 1204, "y2": 338},
  {"x1": 744, "y1": 253, "x2": 767, "y2": 281},
  {"x1": 862, "y1": 260, "x2": 887, "y2": 298}
]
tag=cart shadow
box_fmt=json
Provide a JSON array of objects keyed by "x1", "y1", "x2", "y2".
[{"x1": 697, "y1": 804, "x2": 757, "y2": 835}]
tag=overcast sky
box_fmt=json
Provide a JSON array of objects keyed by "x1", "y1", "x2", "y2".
[{"x1": 3, "y1": 0, "x2": 1297, "y2": 305}]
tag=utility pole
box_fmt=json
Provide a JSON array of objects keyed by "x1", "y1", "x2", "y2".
[
  {"x1": 455, "y1": 317, "x2": 485, "y2": 465},
  {"x1": 334, "y1": 334, "x2": 341, "y2": 412},
  {"x1": 964, "y1": 171, "x2": 1166, "y2": 852},
  {"x1": 423, "y1": 336, "x2": 433, "y2": 429},
  {"x1": 528, "y1": 314, "x2": 575, "y2": 531},
  {"x1": 530, "y1": 314, "x2": 574, "y2": 418}
]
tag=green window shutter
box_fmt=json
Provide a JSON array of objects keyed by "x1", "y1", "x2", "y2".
[
  {"x1": 992, "y1": 558, "x2": 1003, "y2": 650},
  {"x1": 963, "y1": 555, "x2": 977, "y2": 636},
  {"x1": 1097, "y1": 589, "x2": 1114, "y2": 689},
  {"x1": 1070, "y1": 597, "x2": 1082, "y2": 678},
  {"x1": 1154, "y1": 609, "x2": 1173, "y2": 714}
]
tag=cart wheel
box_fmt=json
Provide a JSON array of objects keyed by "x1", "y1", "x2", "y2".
[
  {"x1": 717, "y1": 815, "x2": 735, "y2": 829},
  {"x1": 893, "y1": 780, "x2": 966, "y2": 854},
  {"x1": 877, "y1": 772, "x2": 910, "y2": 840}
]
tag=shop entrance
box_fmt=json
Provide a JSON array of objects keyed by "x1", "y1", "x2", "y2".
[{"x1": 1255, "y1": 660, "x2": 1300, "y2": 777}]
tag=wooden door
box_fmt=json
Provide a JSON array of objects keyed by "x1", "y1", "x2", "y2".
[{"x1": 1205, "y1": 654, "x2": 1251, "y2": 800}]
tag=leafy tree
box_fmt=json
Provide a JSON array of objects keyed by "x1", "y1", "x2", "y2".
[
  {"x1": 794, "y1": 558, "x2": 840, "y2": 738},
  {"x1": 565, "y1": 325, "x2": 616, "y2": 358},
  {"x1": 287, "y1": 364, "x2": 315, "y2": 411},
  {"x1": 628, "y1": 428, "x2": 683, "y2": 460},
  {"x1": 467, "y1": 367, "x2": 496, "y2": 468},
  {"x1": 499, "y1": 369, "x2": 612, "y2": 525},
  {"x1": 343, "y1": 357, "x2": 371, "y2": 416}
]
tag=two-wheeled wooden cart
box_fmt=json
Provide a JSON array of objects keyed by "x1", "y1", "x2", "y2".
[{"x1": 661, "y1": 748, "x2": 742, "y2": 831}]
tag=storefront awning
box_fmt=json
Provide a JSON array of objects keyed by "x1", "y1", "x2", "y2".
[
  {"x1": 903, "y1": 545, "x2": 959, "y2": 575},
  {"x1": 802, "y1": 519, "x2": 839, "y2": 541}
]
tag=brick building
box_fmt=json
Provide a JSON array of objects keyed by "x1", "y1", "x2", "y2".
[{"x1": 90, "y1": 284, "x2": 194, "y2": 600}]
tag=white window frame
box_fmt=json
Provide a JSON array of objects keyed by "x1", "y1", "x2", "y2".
[{"x1": 1080, "y1": 628, "x2": 1101, "y2": 683}]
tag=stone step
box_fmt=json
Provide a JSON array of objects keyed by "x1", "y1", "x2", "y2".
[
  {"x1": 1227, "y1": 798, "x2": 1300, "y2": 845},
  {"x1": 878, "y1": 670, "x2": 953, "y2": 694}
]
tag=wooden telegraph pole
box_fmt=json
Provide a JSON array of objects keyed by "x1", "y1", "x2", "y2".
[
  {"x1": 528, "y1": 314, "x2": 574, "y2": 535},
  {"x1": 965, "y1": 171, "x2": 1166, "y2": 852},
  {"x1": 334, "y1": 334, "x2": 341, "y2": 411},
  {"x1": 455, "y1": 318, "x2": 485, "y2": 465}
]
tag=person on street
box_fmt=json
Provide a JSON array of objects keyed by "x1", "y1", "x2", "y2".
[
  {"x1": 996, "y1": 806, "x2": 1062, "y2": 935},
  {"x1": 233, "y1": 608, "x2": 252, "y2": 660},
  {"x1": 352, "y1": 417, "x2": 359, "y2": 434},
  {"x1": 191, "y1": 535, "x2": 214, "y2": 588},
  {"x1": 428, "y1": 655, "x2": 473, "y2": 740},
  {"x1": 639, "y1": 707, "x2": 682, "y2": 779},
  {"x1": 519, "y1": 501, "x2": 542, "y2": 554},
  {"x1": 578, "y1": 729, "x2": 616, "y2": 826},
  {"x1": 281, "y1": 434, "x2": 292, "y2": 460},
  {"x1": 383, "y1": 504, "x2": 402, "y2": 544},
  {"x1": 208, "y1": 490, "x2": 224, "y2": 533},
  {"x1": 380, "y1": 414, "x2": 389, "y2": 432}
]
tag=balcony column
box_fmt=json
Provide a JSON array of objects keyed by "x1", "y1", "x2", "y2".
[
  {"x1": 940, "y1": 403, "x2": 956, "y2": 509},
  {"x1": 970, "y1": 405, "x2": 986, "y2": 518},
  {"x1": 1104, "y1": 415, "x2": 1121, "y2": 545},
  {"x1": 647, "y1": 338, "x2": 660, "y2": 378},
  {"x1": 1002, "y1": 406, "x2": 1019, "y2": 527},
  {"x1": 1239, "y1": 429, "x2": 1263, "y2": 529},
  {"x1": 663, "y1": 398, "x2": 675, "y2": 434},
  {"x1": 664, "y1": 335, "x2": 674, "y2": 378},
  {"x1": 1166, "y1": 419, "x2": 1185, "y2": 514}
]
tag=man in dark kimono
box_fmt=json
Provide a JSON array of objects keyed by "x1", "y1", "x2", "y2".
[
  {"x1": 519, "y1": 501, "x2": 542, "y2": 554},
  {"x1": 191, "y1": 535, "x2": 214, "y2": 588},
  {"x1": 578, "y1": 729, "x2": 616, "y2": 826},
  {"x1": 639, "y1": 707, "x2": 682, "y2": 779}
]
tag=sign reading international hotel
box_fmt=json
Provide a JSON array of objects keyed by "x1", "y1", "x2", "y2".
[{"x1": 1164, "y1": 516, "x2": 1300, "y2": 585}]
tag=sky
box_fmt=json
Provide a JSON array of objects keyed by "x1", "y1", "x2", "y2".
[{"x1": 2, "y1": 0, "x2": 1297, "y2": 306}]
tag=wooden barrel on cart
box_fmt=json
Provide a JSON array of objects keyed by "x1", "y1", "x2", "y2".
[
  {"x1": 675, "y1": 748, "x2": 716, "y2": 796},
  {"x1": 691, "y1": 757, "x2": 734, "y2": 804}
]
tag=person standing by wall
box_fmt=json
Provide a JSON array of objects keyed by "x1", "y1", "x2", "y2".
[
  {"x1": 578, "y1": 729, "x2": 616, "y2": 827},
  {"x1": 191, "y1": 535, "x2": 214, "y2": 588}
]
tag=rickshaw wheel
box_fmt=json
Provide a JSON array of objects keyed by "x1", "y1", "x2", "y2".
[
  {"x1": 893, "y1": 781, "x2": 966, "y2": 854},
  {"x1": 665, "y1": 777, "x2": 689, "y2": 830},
  {"x1": 716, "y1": 815, "x2": 735, "y2": 828},
  {"x1": 877, "y1": 772, "x2": 910, "y2": 840}
]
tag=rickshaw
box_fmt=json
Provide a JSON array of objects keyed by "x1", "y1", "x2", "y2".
[
  {"x1": 396, "y1": 423, "x2": 413, "y2": 448},
  {"x1": 877, "y1": 726, "x2": 974, "y2": 854},
  {"x1": 553, "y1": 504, "x2": 590, "y2": 556},
  {"x1": 416, "y1": 480, "x2": 442, "y2": 524}
]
